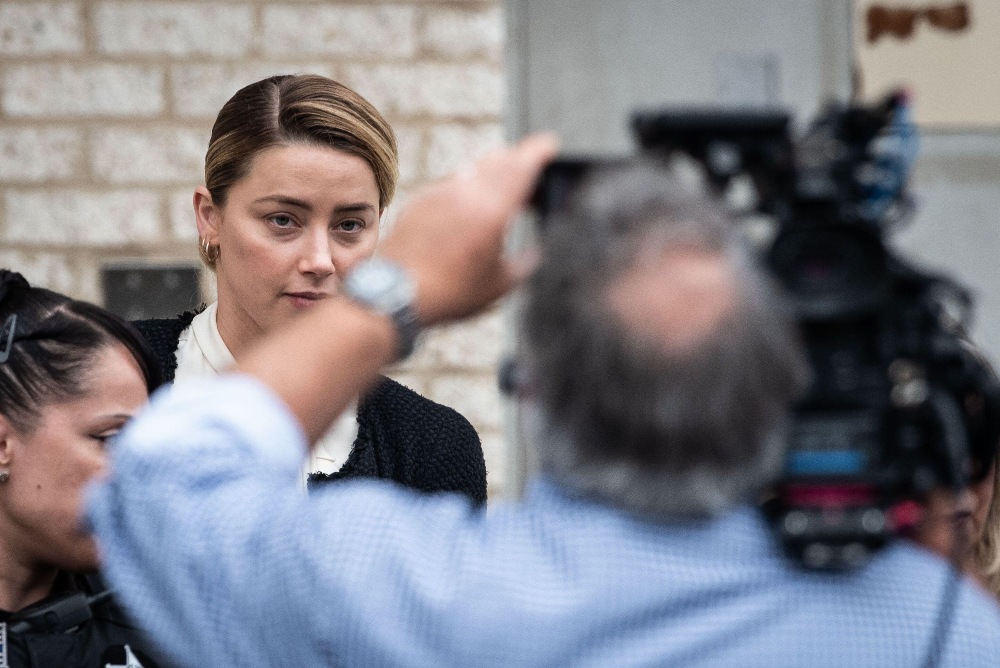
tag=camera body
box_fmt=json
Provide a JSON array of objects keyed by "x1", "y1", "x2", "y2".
[{"x1": 534, "y1": 94, "x2": 1000, "y2": 570}]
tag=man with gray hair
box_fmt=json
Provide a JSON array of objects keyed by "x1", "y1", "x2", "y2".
[
  {"x1": 522, "y1": 162, "x2": 807, "y2": 519},
  {"x1": 86, "y1": 138, "x2": 1000, "y2": 667}
]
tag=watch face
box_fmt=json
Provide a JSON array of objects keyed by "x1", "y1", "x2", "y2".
[
  {"x1": 365, "y1": 265, "x2": 396, "y2": 291},
  {"x1": 348, "y1": 261, "x2": 415, "y2": 313}
]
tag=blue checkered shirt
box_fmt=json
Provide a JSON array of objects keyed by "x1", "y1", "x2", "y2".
[{"x1": 86, "y1": 377, "x2": 1000, "y2": 667}]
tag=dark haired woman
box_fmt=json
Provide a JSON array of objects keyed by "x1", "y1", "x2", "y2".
[
  {"x1": 133, "y1": 74, "x2": 487, "y2": 503},
  {"x1": 0, "y1": 270, "x2": 165, "y2": 666}
]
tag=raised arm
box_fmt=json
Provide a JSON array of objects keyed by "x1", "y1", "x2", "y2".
[{"x1": 236, "y1": 134, "x2": 558, "y2": 444}]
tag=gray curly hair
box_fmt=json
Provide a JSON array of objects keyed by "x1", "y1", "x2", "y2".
[{"x1": 520, "y1": 161, "x2": 810, "y2": 518}]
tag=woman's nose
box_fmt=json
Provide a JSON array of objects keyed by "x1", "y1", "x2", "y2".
[{"x1": 299, "y1": 230, "x2": 336, "y2": 277}]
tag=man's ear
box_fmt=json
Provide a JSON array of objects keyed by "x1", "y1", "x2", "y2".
[{"x1": 193, "y1": 186, "x2": 221, "y2": 242}]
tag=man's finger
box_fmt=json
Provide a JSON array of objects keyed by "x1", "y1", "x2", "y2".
[{"x1": 474, "y1": 133, "x2": 560, "y2": 208}]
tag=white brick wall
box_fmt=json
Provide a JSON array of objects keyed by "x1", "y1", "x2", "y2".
[
  {"x1": 426, "y1": 374, "x2": 504, "y2": 432},
  {"x1": 392, "y1": 123, "x2": 425, "y2": 187},
  {"x1": 168, "y1": 189, "x2": 199, "y2": 242},
  {"x1": 0, "y1": 0, "x2": 511, "y2": 496},
  {"x1": 4, "y1": 190, "x2": 161, "y2": 245},
  {"x1": 0, "y1": 3, "x2": 83, "y2": 55},
  {"x1": 94, "y1": 3, "x2": 254, "y2": 57},
  {"x1": 3, "y1": 64, "x2": 164, "y2": 117},
  {"x1": 423, "y1": 6, "x2": 504, "y2": 59},
  {"x1": 0, "y1": 128, "x2": 82, "y2": 181},
  {"x1": 0, "y1": 249, "x2": 100, "y2": 303},
  {"x1": 343, "y1": 63, "x2": 504, "y2": 117},
  {"x1": 425, "y1": 122, "x2": 505, "y2": 178},
  {"x1": 90, "y1": 127, "x2": 208, "y2": 184},
  {"x1": 419, "y1": 310, "x2": 506, "y2": 369},
  {"x1": 261, "y1": 6, "x2": 417, "y2": 58}
]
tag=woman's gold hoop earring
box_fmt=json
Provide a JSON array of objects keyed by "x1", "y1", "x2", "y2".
[{"x1": 199, "y1": 237, "x2": 220, "y2": 266}]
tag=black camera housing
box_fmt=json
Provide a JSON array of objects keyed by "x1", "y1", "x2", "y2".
[{"x1": 532, "y1": 95, "x2": 1000, "y2": 570}]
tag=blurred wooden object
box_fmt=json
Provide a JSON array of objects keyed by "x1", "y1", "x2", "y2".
[{"x1": 867, "y1": 2, "x2": 970, "y2": 43}]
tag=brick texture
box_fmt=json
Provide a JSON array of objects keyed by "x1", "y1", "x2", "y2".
[
  {"x1": 0, "y1": 128, "x2": 83, "y2": 181},
  {"x1": 426, "y1": 374, "x2": 504, "y2": 432},
  {"x1": 261, "y1": 5, "x2": 417, "y2": 58},
  {"x1": 169, "y1": 189, "x2": 199, "y2": 242},
  {"x1": 418, "y1": 309, "x2": 506, "y2": 369},
  {"x1": 0, "y1": 0, "x2": 510, "y2": 496},
  {"x1": 0, "y1": 3, "x2": 83, "y2": 55},
  {"x1": 422, "y1": 6, "x2": 504, "y2": 60},
  {"x1": 3, "y1": 64, "x2": 164, "y2": 117},
  {"x1": 343, "y1": 63, "x2": 504, "y2": 118},
  {"x1": 95, "y1": 3, "x2": 254, "y2": 56},
  {"x1": 0, "y1": 249, "x2": 100, "y2": 303},
  {"x1": 4, "y1": 190, "x2": 161, "y2": 245},
  {"x1": 425, "y1": 122, "x2": 505, "y2": 179},
  {"x1": 90, "y1": 127, "x2": 208, "y2": 184}
]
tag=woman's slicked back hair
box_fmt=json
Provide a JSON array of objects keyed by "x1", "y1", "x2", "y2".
[
  {"x1": 204, "y1": 74, "x2": 398, "y2": 211},
  {"x1": 0, "y1": 270, "x2": 162, "y2": 433}
]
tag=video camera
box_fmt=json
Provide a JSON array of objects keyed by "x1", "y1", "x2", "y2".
[{"x1": 532, "y1": 93, "x2": 1000, "y2": 570}]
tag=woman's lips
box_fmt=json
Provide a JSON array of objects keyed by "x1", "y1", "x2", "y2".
[{"x1": 284, "y1": 292, "x2": 328, "y2": 308}]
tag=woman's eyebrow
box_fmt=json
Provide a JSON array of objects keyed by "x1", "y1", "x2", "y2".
[
  {"x1": 101, "y1": 412, "x2": 135, "y2": 421},
  {"x1": 253, "y1": 195, "x2": 313, "y2": 210},
  {"x1": 251, "y1": 197, "x2": 376, "y2": 215},
  {"x1": 88, "y1": 412, "x2": 135, "y2": 427},
  {"x1": 334, "y1": 203, "x2": 377, "y2": 214}
]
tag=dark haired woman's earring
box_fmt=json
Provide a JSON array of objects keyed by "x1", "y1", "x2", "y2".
[{"x1": 0, "y1": 470, "x2": 9, "y2": 483}]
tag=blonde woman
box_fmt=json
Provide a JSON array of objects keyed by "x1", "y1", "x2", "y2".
[{"x1": 133, "y1": 75, "x2": 486, "y2": 503}]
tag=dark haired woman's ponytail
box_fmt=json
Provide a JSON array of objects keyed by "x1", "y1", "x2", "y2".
[{"x1": 0, "y1": 269, "x2": 30, "y2": 305}]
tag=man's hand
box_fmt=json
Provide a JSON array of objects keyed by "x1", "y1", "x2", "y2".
[{"x1": 382, "y1": 134, "x2": 559, "y2": 326}]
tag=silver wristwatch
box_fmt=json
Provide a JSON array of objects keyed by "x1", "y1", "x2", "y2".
[{"x1": 342, "y1": 258, "x2": 420, "y2": 360}]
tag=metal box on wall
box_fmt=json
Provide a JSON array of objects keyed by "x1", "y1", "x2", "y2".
[{"x1": 102, "y1": 263, "x2": 202, "y2": 321}]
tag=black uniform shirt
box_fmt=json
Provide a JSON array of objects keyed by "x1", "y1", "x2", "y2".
[{"x1": 0, "y1": 574, "x2": 164, "y2": 668}]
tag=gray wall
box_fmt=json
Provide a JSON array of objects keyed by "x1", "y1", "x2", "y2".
[
  {"x1": 896, "y1": 135, "x2": 1000, "y2": 356},
  {"x1": 508, "y1": 0, "x2": 853, "y2": 149}
]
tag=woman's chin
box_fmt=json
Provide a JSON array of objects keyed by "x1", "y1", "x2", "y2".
[{"x1": 55, "y1": 539, "x2": 101, "y2": 573}]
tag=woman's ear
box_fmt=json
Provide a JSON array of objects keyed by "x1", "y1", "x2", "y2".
[
  {"x1": 193, "y1": 186, "x2": 221, "y2": 242},
  {"x1": 0, "y1": 413, "x2": 15, "y2": 468}
]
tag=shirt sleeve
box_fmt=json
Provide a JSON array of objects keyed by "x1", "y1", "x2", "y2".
[{"x1": 84, "y1": 375, "x2": 481, "y2": 667}]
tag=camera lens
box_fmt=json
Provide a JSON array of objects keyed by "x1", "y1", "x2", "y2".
[{"x1": 769, "y1": 224, "x2": 890, "y2": 320}]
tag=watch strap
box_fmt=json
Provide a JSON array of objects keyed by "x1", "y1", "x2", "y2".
[{"x1": 343, "y1": 259, "x2": 420, "y2": 361}]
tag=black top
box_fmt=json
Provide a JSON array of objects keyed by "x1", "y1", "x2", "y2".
[
  {"x1": 132, "y1": 312, "x2": 488, "y2": 504},
  {"x1": 0, "y1": 573, "x2": 166, "y2": 667}
]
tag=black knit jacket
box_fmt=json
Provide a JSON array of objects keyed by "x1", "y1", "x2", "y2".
[{"x1": 132, "y1": 312, "x2": 488, "y2": 505}]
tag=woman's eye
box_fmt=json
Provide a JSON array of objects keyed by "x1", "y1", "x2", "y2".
[
  {"x1": 92, "y1": 431, "x2": 118, "y2": 446},
  {"x1": 338, "y1": 219, "x2": 365, "y2": 233},
  {"x1": 268, "y1": 214, "x2": 295, "y2": 228}
]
